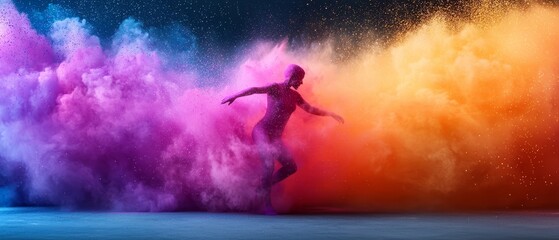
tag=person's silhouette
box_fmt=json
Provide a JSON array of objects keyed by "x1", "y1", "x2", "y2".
[{"x1": 222, "y1": 64, "x2": 344, "y2": 214}]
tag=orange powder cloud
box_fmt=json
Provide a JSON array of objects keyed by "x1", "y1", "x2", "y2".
[{"x1": 236, "y1": 5, "x2": 559, "y2": 212}]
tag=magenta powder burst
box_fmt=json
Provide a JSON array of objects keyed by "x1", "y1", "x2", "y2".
[
  {"x1": 0, "y1": 1, "x2": 267, "y2": 211},
  {"x1": 2, "y1": 0, "x2": 559, "y2": 213}
]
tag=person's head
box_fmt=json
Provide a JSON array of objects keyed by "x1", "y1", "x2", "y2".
[{"x1": 284, "y1": 64, "x2": 305, "y2": 89}]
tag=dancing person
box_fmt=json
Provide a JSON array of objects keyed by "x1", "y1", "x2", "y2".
[{"x1": 221, "y1": 64, "x2": 344, "y2": 214}]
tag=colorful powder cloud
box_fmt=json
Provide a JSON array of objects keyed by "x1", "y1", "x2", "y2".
[{"x1": 1, "y1": 0, "x2": 559, "y2": 213}]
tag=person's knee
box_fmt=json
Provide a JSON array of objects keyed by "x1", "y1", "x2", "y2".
[{"x1": 286, "y1": 163, "x2": 297, "y2": 175}]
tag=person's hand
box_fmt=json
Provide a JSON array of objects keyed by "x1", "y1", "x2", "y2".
[
  {"x1": 221, "y1": 96, "x2": 236, "y2": 105},
  {"x1": 331, "y1": 113, "x2": 344, "y2": 124}
]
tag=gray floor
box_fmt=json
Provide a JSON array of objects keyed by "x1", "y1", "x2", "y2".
[{"x1": 1, "y1": 208, "x2": 559, "y2": 239}]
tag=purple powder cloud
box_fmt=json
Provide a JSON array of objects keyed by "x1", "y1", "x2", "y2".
[{"x1": 0, "y1": 0, "x2": 263, "y2": 211}]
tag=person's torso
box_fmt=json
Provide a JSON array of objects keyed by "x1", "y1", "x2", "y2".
[{"x1": 257, "y1": 84, "x2": 299, "y2": 137}]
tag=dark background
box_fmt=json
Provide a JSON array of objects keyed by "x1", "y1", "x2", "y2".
[{"x1": 11, "y1": 0, "x2": 559, "y2": 62}]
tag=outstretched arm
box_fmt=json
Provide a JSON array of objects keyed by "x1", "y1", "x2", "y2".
[
  {"x1": 297, "y1": 95, "x2": 344, "y2": 124},
  {"x1": 221, "y1": 85, "x2": 273, "y2": 105}
]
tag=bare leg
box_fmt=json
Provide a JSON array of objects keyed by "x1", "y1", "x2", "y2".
[
  {"x1": 253, "y1": 130, "x2": 277, "y2": 215},
  {"x1": 272, "y1": 142, "x2": 297, "y2": 185},
  {"x1": 260, "y1": 157, "x2": 276, "y2": 215}
]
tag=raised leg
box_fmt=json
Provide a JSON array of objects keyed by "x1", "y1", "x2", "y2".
[{"x1": 272, "y1": 142, "x2": 297, "y2": 185}]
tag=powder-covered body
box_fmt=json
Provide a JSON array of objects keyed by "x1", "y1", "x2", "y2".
[
  {"x1": 222, "y1": 64, "x2": 344, "y2": 214},
  {"x1": 255, "y1": 83, "x2": 303, "y2": 139}
]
